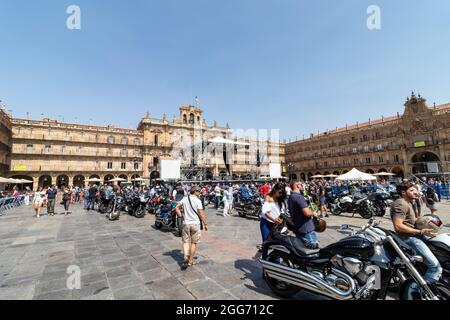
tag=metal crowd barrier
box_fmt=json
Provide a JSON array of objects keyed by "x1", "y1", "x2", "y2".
[{"x1": 0, "y1": 195, "x2": 26, "y2": 216}]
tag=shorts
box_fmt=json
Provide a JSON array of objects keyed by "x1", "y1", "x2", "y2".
[
  {"x1": 182, "y1": 224, "x2": 201, "y2": 244},
  {"x1": 34, "y1": 200, "x2": 44, "y2": 207},
  {"x1": 320, "y1": 197, "x2": 327, "y2": 206}
]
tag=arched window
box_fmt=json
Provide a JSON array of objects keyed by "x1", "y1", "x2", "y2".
[
  {"x1": 134, "y1": 138, "x2": 140, "y2": 145},
  {"x1": 183, "y1": 115, "x2": 187, "y2": 124},
  {"x1": 197, "y1": 116, "x2": 200, "y2": 123},
  {"x1": 154, "y1": 135, "x2": 159, "y2": 146},
  {"x1": 189, "y1": 113, "x2": 194, "y2": 125},
  {"x1": 121, "y1": 137, "x2": 128, "y2": 145},
  {"x1": 107, "y1": 136, "x2": 115, "y2": 144}
]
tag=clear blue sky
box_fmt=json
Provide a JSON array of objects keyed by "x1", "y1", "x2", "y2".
[{"x1": 1, "y1": 0, "x2": 450, "y2": 140}]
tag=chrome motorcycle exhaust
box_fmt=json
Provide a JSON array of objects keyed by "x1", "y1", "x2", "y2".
[{"x1": 260, "y1": 259, "x2": 356, "y2": 300}]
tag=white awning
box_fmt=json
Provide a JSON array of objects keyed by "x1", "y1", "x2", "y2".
[{"x1": 336, "y1": 168, "x2": 377, "y2": 181}]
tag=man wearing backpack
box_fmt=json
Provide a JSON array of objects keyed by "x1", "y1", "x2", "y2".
[{"x1": 172, "y1": 182, "x2": 186, "y2": 202}]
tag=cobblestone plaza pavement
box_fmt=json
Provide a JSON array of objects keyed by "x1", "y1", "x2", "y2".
[{"x1": 1, "y1": 202, "x2": 449, "y2": 300}]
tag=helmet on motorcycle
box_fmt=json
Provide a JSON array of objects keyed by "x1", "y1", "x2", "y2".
[{"x1": 415, "y1": 214, "x2": 442, "y2": 232}]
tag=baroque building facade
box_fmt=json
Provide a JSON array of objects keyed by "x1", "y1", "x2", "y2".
[
  {"x1": 285, "y1": 93, "x2": 450, "y2": 181},
  {"x1": 5, "y1": 105, "x2": 284, "y2": 190}
]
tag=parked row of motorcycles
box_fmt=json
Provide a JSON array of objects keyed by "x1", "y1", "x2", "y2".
[
  {"x1": 97, "y1": 189, "x2": 148, "y2": 220},
  {"x1": 260, "y1": 216, "x2": 450, "y2": 300},
  {"x1": 329, "y1": 189, "x2": 396, "y2": 219}
]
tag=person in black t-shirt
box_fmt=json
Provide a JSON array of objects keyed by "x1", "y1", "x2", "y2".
[
  {"x1": 288, "y1": 181, "x2": 319, "y2": 249},
  {"x1": 46, "y1": 185, "x2": 58, "y2": 216},
  {"x1": 87, "y1": 184, "x2": 98, "y2": 211}
]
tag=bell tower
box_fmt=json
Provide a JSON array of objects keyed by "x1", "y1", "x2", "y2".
[{"x1": 179, "y1": 105, "x2": 203, "y2": 127}]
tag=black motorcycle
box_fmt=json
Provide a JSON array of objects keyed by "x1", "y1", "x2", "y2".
[
  {"x1": 98, "y1": 190, "x2": 114, "y2": 214},
  {"x1": 331, "y1": 191, "x2": 375, "y2": 219},
  {"x1": 128, "y1": 192, "x2": 147, "y2": 218},
  {"x1": 260, "y1": 218, "x2": 442, "y2": 300},
  {"x1": 154, "y1": 199, "x2": 183, "y2": 237},
  {"x1": 235, "y1": 195, "x2": 263, "y2": 218},
  {"x1": 106, "y1": 193, "x2": 123, "y2": 221},
  {"x1": 367, "y1": 191, "x2": 393, "y2": 217}
]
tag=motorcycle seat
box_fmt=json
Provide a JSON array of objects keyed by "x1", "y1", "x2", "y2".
[{"x1": 274, "y1": 234, "x2": 320, "y2": 256}]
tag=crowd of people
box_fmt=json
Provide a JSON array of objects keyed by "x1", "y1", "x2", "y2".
[{"x1": 0, "y1": 176, "x2": 447, "y2": 279}]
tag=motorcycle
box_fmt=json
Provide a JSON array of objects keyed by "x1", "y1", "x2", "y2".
[
  {"x1": 260, "y1": 218, "x2": 442, "y2": 300},
  {"x1": 106, "y1": 193, "x2": 123, "y2": 221},
  {"x1": 235, "y1": 195, "x2": 263, "y2": 218},
  {"x1": 367, "y1": 191, "x2": 393, "y2": 217},
  {"x1": 353, "y1": 222, "x2": 449, "y2": 300},
  {"x1": 147, "y1": 194, "x2": 163, "y2": 214},
  {"x1": 331, "y1": 191, "x2": 375, "y2": 219},
  {"x1": 128, "y1": 192, "x2": 147, "y2": 218},
  {"x1": 98, "y1": 189, "x2": 114, "y2": 214},
  {"x1": 154, "y1": 199, "x2": 184, "y2": 237}
]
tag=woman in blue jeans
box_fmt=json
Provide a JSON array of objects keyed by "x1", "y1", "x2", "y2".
[{"x1": 259, "y1": 184, "x2": 286, "y2": 243}]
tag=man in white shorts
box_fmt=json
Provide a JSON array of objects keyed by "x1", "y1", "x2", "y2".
[{"x1": 175, "y1": 186, "x2": 208, "y2": 270}]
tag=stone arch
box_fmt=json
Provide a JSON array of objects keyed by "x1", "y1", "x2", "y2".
[
  {"x1": 411, "y1": 151, "x2": 441, "y2": 174},
  {"x1": 73, "y1": 175, "x2": 85, "y2": 187},
  {"x1": 38, "y1": 175, "x2": 52, "y2": 189},
  {"x1": 378, "y1": 168, "x2": 388, "y2": 173},
  {"x1": 118, "y1": 174, "x2": 128, "y2": 180},
  {"x1": 411, "y1": 151, "x2": 440, "y2": 163},
  {"x1": 56, "y1": 175, "x2": 69, "y2": 188},
  {"x1": 392, "y1": 167, "x2": 404, "y2": 178},
  {"x1": 150, "y1": 171, "x2": 160, "y2": 180},
  {"x1": 89, "y1": 174, "x2": 101, "y2": 186},
  {"x1": 307, "y1": 172, "x2": 313, "y2": 180},
  {"x1": 366, "y1": 169, "x2": 375, "y2": 174},
  {"x1": 300, "y1": 173, "x2": 306, "y2": 181},
  {"x1": 333, "y1": 171, "x2": 340, "y2": 175},
  {"x1": 104, "y1": 174, "x2": 114, "y2": 185},
  {"x1": 131, "y1": 174, "x2": 140, "y2": 180}
]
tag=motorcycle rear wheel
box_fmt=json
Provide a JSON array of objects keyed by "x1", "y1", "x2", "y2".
[
  {"x1": 264, "y1": 251, "x2": 300, "y2": 298},
  {"x1": 155, "y1": 221, "x2": 163, "y2": 229},
  {"x1": 238, "y1": 210, "x2": 247, "y2": 218},
  {"x1": 332, "y1": 207, "x2": 342, "y2": 216}
]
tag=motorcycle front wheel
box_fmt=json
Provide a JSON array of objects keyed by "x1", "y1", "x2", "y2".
[
  {"x1": 134, "y1": 206, "x2": 145, "y2": 218},
  {"x1": 358, "y1": 203, "x2": 373, "y2": 219},
  {"x1": 264, "y1": 251, "x2": 300, "y2": 298}
]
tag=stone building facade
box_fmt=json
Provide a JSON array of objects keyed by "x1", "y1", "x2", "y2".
[
  {"x1": 285, "y1": 93, "x2": 450, "y2": 181},
  {"x1": 6, "y1": 105, "x2": 284, "y2": 190},
  {"x1": 0, "y1": 108, "x2": 13, "y2": 176}
]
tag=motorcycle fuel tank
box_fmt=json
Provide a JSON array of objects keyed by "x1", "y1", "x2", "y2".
[{"x1": 321, "y1": 236, "x2": 374, "y2": 260}]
